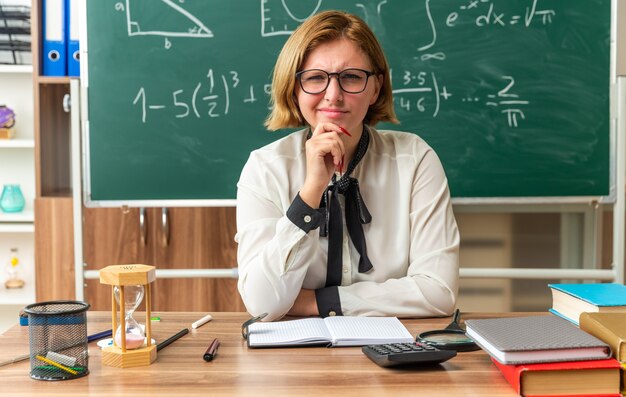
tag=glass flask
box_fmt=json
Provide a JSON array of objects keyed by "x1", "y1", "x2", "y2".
[
  {"x1": 113, "y1": 284, "x2": 145, "y2": 349},
  {"x1": 0, "y1": 184, "x2": 25, "y2": 213},
  {"x1": 5, "y1": 247, "x2": 24, "y2": 289}
]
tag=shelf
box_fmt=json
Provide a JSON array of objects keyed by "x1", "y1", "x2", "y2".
[
  {"x1": 0, "y1": 285, "x2": 35, "y2": 305},
  {"x1": 0, "y1": 223, "x2": 34, "y2": 233},
  {"x1": 0, "y1": 65, "x2": 33, "y2": 74},
  {"x1": 0, "y1": 139, "x2": 35, "y2": 148},
  {"x1": 42, "y1": 188, "x2": 72, "y2": 197},
  {"x1": 0, "y1": 209, "x2": 34, "y2": 223},
  {"x1": 38, "y1": 76, "x2": 70, "y2": 84}
]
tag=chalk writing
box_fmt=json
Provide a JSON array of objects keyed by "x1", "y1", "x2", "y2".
[
  {"x1": 460, "y1": 75, "x2": 529, "y2": 127},
  {"x1": 392, "y1": 71, "x2": 450, "y2": 118},
  {"x1": 261, "y1": 0, "x2": 323, "y2": 37},
  {"x1": 422, "y1": 0, "x2": 556, "y2": 61},
  {"x1": 132, "y1": 69, "x2": 245, "y2": 123},
  {"x1": 121, "y1": 0, "x2": 556, "y2": 128},
  {"x1": 115, "y1": 0, "x2": 213, "y2": 49},
  {"x1": 131, "y1": 69, "x2": 274, "y2": 123},
  {"x1": 451, "y1": 0, "x2": 555, "y2": 28}
]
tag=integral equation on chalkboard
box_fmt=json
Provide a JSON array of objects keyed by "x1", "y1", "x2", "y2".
[{"x1": 116, "y1": 0, "x2": 555, "y2": 129}]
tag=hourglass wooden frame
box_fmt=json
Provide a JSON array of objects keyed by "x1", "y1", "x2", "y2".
[{"x1": 99, "y1": 264, "x2": 157, "y2": 368}]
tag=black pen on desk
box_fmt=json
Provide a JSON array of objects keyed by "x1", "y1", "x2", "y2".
[
  {"x1": 203, "y1": 338, "x2": 220, "y2": 362},
  {"x1": 87, "y1": 329, "x2": 112, "y2": 343},
  {"x1": 157, "y1": 328, "x2": 189, "y2": 352}
]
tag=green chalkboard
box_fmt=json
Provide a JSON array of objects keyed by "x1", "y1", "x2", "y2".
[{"x1": 85, "y1": 0, "x2": 611, "y2": 203}]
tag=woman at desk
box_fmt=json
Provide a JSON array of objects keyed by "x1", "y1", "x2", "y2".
[{"x1": 235, "y1": 10, "x2": 459, "y2": 321}]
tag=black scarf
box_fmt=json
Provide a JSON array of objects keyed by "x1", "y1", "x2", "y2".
[{"x1": 313, "y1": 127, "x2": 373, "y2": 287}]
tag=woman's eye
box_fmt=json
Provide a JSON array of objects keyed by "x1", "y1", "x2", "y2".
[{"x1": 342, "y1": 74, "x2": 362, "y2": 81}]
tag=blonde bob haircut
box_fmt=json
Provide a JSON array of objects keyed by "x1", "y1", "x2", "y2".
[{"x1": 265, "y1": 10, "x2": 398, "y2": 130}]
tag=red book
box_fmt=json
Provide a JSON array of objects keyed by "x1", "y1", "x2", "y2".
[{"x1": 491, "y1": 357, "x2": 621, "y2": 396}]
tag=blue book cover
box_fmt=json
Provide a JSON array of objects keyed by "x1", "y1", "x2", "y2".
[
  {"x1": 548, "y1": 308, "x2": 577, "y2": 325},
  {"x1": 548, "y1": 283, "x2": 626, "y2": 307}
]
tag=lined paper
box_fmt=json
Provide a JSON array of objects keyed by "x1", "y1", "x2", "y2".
[
  {"x1": 248, "y1": 318, "x2": 331, "y2": 346},
  {"x1": 247, "y1": 316, "x2": 413, "y2": 347},
  {"x1": 325, "y1": 317, "x2": 413, "y2": 346}
]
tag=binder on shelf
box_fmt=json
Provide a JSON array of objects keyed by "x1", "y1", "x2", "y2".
[
  {"x1": 66, "y1": 0, "x2": 79, "y2": 76},
  {"x1": 42, "y1": 0, "x2": 66, "y2": 76}
]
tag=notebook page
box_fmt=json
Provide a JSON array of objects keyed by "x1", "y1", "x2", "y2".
[
  {"x1": 324, "y1": 317, "x2": 414, "y2": 346},
  {"x1": 247, "y1": 318, "x2": 332, "y2": 347}
]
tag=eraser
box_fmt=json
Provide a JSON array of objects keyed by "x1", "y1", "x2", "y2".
[{"x1": 46, "y1": 351, "x2": 77, "y2": 367}]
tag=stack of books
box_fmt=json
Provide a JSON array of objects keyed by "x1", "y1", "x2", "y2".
[
  {"x1": 549, "y1": 283, "x2": 626, "y2": 395},
  {"x1": 465, "y1": 314, "x2": 621, "y2": 396}
]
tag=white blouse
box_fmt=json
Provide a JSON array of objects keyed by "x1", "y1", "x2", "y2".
[{"x1": 235, "y1": 127, "x2": 459, "y2": 321}]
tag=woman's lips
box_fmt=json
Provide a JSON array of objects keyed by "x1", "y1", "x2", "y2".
[{"x1": 318, "y1": 108, "x2": 347, "y2": 118}]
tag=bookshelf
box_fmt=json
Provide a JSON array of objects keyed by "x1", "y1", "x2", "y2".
[
  {"x1": 0, "y1": 55, "x2": 36, "y2": 306},
  {"x1": 0, "y1": 0, "x2": 35, "y2": 322}
]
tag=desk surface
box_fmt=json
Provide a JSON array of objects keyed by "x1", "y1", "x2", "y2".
[{"x1": 0, "y1": 312, "x2": 527, "y2": 396}]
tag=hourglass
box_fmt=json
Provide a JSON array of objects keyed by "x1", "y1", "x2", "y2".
[
  {"x1": 99, "y1": 264, "x2": 157, "y2": 368},
  {"x1": 114, "y1": 284, "x2": 145, "y2": 349}
]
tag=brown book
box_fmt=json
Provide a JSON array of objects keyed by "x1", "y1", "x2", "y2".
[{"x1": 580, "y1": 312, "x2": 626, "y2": 362}]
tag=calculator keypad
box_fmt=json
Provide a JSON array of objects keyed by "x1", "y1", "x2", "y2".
[{"x1": 362, "y1": 342, "x2": 457, "y2": 367}]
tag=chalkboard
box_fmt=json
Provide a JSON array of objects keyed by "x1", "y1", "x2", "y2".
[{"x1": 84, "y1": 0, "x2": 611, "y2": 204}]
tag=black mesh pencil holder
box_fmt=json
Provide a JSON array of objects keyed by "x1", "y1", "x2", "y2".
[{"x1": 23, "y1": 301, "x2": 90, "y2": 381}]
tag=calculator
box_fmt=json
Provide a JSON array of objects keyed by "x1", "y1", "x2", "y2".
[{"x1": 362, "y1": 342, "x2": 457, "y2": 367}]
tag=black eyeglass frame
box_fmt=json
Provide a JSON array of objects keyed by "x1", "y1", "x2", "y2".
[{"x1": 295, "y1": 68, "x2": 377, "y2": 94}]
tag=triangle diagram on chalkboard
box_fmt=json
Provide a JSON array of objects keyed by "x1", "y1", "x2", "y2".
[{"x1": 126, "y1": 0, "x2": 213, "y2": 38}]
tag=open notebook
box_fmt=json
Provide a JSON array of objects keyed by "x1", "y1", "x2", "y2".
[{"x1": 246, "y1": 316, "x2": 414, "y2": 348}]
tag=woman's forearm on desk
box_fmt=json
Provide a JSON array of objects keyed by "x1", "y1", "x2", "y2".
[
  {"x1": 337, "y1": 268, "x2": 458, "y2": 318},
  {"x1": 236, "y1": 219, "x2": 309, "y2": 321},
  {"x1": 236, "y1": 178, "x2": 323, "y2": 321}
]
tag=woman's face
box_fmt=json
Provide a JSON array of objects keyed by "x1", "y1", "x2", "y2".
[{"x1": 296, "y1": 38, "x2": 381, "y2": 134}]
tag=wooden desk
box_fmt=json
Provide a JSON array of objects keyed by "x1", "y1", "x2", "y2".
[{"x1": 0, "y1": 312, "x2": 520, "y2": 396}]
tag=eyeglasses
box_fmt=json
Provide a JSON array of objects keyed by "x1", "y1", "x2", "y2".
[{"x1": 295, "y1": 68, "x2": 376, "y2": 94}]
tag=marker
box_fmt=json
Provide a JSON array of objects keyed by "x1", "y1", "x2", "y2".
[
  {"x1": 35, "y1": 365, "x2": 84, "y2": 371},
  {"x1": 157, "y1": 328, "x2": 189, "y2": 352},
  {"x1": 203, "y1": 338, "x2": 220, "y2": 362},
  {"x1": 36, "y1": 355, "x2": 78, "y2": 375},
  {"x1": 191, "y1": 314, "x2": 213, "y2": 329}
]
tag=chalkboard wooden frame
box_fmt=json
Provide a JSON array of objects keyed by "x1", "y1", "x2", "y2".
[{"x1": 81, "y1": 0, "x2": 616, "y2": 207}]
